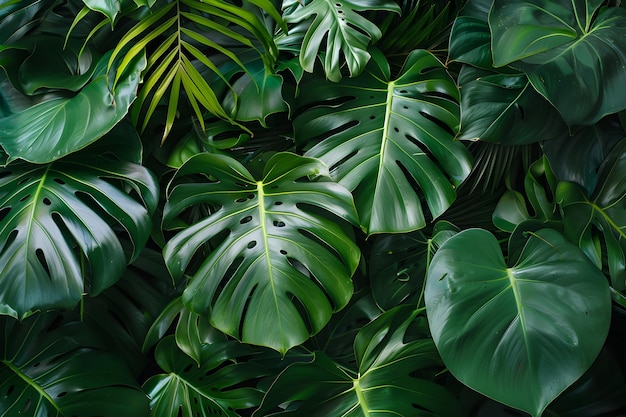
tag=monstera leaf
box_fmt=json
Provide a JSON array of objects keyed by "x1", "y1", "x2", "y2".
[
  {"x1": 425, "y1": 228, "x2": 611, "y2": 417},
  {"x1": 0, "y1": 50, "x2": 145, "y2": 163},
  {"x1": 0, "y1": 129, "x2": 159, "y2": 318},
  {"x1": 489, "y1": 0, "x2": 626, "y2": 127},
  {"x1": 143, "y1": 336, "x2": 270, "y2": 417},
  {"x1": 557, "y1": 139, "x2": 626, "y2": 290},
  {"x1": 283, "y1": 0, "x2": 400, "y2": 81},
  {"x1": 448, "y1": 0, "x2": 493, "y2": 68},
  {"x1": 254, "y1": 306, "x2": 461, "y2": 416},
  {"x1": 163, "y1": 152, "x2": 360, "y2": 353},
  {"x1": 457, "y1": 65, "x2": 567, "y2": 144},
  {"x1": 295, "y1": 49, "x2": 472, "y2": 234},
  {"x1": 0, "y1": 313, "x2": 150, "y2": 417}
]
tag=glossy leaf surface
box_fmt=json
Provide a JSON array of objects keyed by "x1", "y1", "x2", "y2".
[
  {"x1": 457, "y1": 66, "x2": 567, "y2": 144},
  {"x1": 0, "y1": 51, "x2": 145, "y2": 163},
  {"x1": 296, "y1": 50, "x2": 472, "y2": 234},
  {"x1": 283, "y1": 0, "x2": 400, "y2": 81},
  {"x1": 255, "y1": 306, "x2": 460, "y2": 416},
  {"x1": 426, "y1": 228, "x2": 611, "y2": 417},
  {"x1": 557, "y1": 139, "x2": 626, "y2": 290},
  {"x1": 0, "y1": 131, "x2": 158, "y2": 317},
  {"x1": 490, "y1": 0, "x2": 626, "y2": 127},
  {"x1": 163, "y1": 152, "x2": 360, "y2": 353},
  {"x1": 0, "y1": 314, "x2": 150, "y2": 417},
  {"x1": 144, "y1": 336, "x2": 269, "y2": 417}
]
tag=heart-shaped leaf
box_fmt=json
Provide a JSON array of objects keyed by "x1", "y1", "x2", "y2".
[
  {"x1": 143, "y1": 336, "x2": 270, "y2": 417},
  {"x1": 556, "y1": 139, "x2": 626, "y2": 290},
  {"x1": 0, "y1": 129, "x2": 159, "y2": 317},
  {"x1": 163, "y1": 152, "x2": 360, "y2": 353},
  {"x1": 0, "y1": 313, "x2": 150, "y2": 417},
  {"x1": 296, "y1": 49, "x2": 473, "y2": 234},
  {"x1": 283, "y1": 0, "x2": 400, "y2": 81},
  {"x1": 254, "y1": 306, "x2": 461, "y2": 416},
  {"x1": 425, "y1": 228, "x2": 611, "y2": 417},
  {"x1": 457, "y1": 66, "x2": 567, "y2": 144},
  {"x1": 489, "y1": 0, "x2": 626, "y2": 127},
  {"x1": 0, "y1": 49, "x2": 145, "y2": 163}
]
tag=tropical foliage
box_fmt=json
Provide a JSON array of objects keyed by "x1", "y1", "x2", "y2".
[{"x1": 1, "y1": 0, "x2": 626, "y2": 416}]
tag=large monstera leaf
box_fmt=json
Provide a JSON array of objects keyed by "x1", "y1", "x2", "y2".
[
  {"x1": 0, "y1": 313, "x2": 150, "y2": 417},
  {"x1": 557, "y1": 139, "x2": 626, "y2": 291},
  {"x1": 283, "y1": 0, "x2": 400, "y2": 81},
  {"x1": 425, "y1": 228, "x2": 611, "y2": 417},
  {"x1": 163, "y1": 152, "x2": 360, "y2": 353},
  {"x1": 143, "y1": 336, "x2": 271, "y2": 417},
  {"x1": 254, "y1": 306, "x2": 461, "y2": 416},
  {"x1": 296, "y1": 49, "x2": 473, "y2": 234},
  {"x1": 489, "y1": 0, "x2": 626, "y2": 127},
  {"x1": 0, "y1": 130, "x2": 158, "y2": 317},
  {"x1": 0, "y1": 50, "x2": 145, "y2": 163}
]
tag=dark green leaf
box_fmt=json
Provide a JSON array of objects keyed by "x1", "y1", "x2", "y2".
[
  {"x1": 426, "y1": 228, "x2": 611, "y2": 417},
  {"x1": 144, "y1": 336, "x2": 270, "y2": 417},
  {"x1": 0, "y1": 50, "x2": 145, "y2": 163},
  {"x1": 255, "y1": 306, "x2": 460, "y2": 416},
  {"x1": 296, "y1": 49, "x2": 472, "y2": 234},
  {"x1": 0, "y1": 313, "x2": 150, "y2": 417},
  {"x1": 283, "y1": 0, "x2": 400, "y2": 81},
  {"x1": 556, "y1": 139, "x2": 626, "y2": 290},
  {"x1": 163, "y1": 152, "x2": 360, "y2": 353},
  {"x1": 448, "y1": 0, "x2": 493, "y2": 68},
  {"x1": 0, "y1": 130, "x2": 158, "y2": 317},
  {"x1": 457, "y1": 65, "x2": 567, "y2": 144},
  {"x1": 490, "y1": 1, "x2": 626, "y2": 127}
]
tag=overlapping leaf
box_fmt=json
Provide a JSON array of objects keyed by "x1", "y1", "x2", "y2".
[
  {"x1": 0, "y1": 130, "x2": 158, "y2": 317},
  {"x1": 426, "y1": 228, "x2": 611, "y2": 417},
  {"x1": 163, "y1": 152, "x2": 360, "y2": 353},
  {"x1": 283, "y1": 0, "x2": 400, "y2": 81},
  {"x1": 489, "y1": 0, "x2": 626, "y2": 127},
  {"x1": 0, "y1": 50, "x2": 145, "y2": 164},
  {"x1": 254, "y1": 306, "x2": 461, "y2": 416},
  {"x1": 144, "y1": 336, "x2": 270, "y2": 417},
  {"x1": 557, "y1": 139, "x2": 626, "y2": 290},
  {"x1": 296, "y1": 49, "x2": 472, "y2": 234},
  {"x1": 0, "y1": 313, "x2": 150, "y2": 417},
  {"x1": 110, "y1": 0, "x2": 283, "y2": 140}
]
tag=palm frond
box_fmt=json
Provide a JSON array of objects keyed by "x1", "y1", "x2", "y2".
[{"x1": 108, "y1": 0, "x2": 283, "y2": 142}]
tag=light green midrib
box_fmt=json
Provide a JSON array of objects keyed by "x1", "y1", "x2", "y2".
[
  {"x1": 353, "y1": 377, "x2": 371, "y2": 417},
  {"x1": 1, "y1": 360, "x2": 61, "y2": 413},
  {"x1": 507, "y1": 268, "x2": 532, "y2": 368},
  {"x1": 371, "y1": 80, "x2": 395, "y2": 219}
]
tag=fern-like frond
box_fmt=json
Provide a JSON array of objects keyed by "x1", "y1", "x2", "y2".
[{"x1": 108, "y1": 0, "x2": 283, "y2": 142}]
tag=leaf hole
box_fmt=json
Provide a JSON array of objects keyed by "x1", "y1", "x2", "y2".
[
  {"x1": 0, "y1": 206, "x2": 10, "y2": 222},
  {"x1": 43, "y1": 197, "x2": 51, "y2": 206},
  {"x1": 5, "y1": 385, "x2": 15, "y2": 397},
  {"x1": 423, "y1": 90, "x2": 459, "y2": 104},
  {"x1": 418, "y1": 110, "x2": 455, "y2": 136},
  {"x1": 274, "y1": 201, "x2": 283, "y2": 206},
  {"x1": 329, "y1": 150, "x2": 358, "y2": 171},
  {"x1": 0, "y1": 229, "x2": 18, "y2": 257},
  {"x1": 280, "y1": 249, "x2": 287, "y2": 255},
  {"x1": 306, "y1": 120, "x2": 359, "y2": 144},
  {"x1": 36, "y1": 249, "x2": 51, "y2": 276},
  {"x1": 286, "y1": 291, "x2": 314, "y2": 334},
  {"x1": 53, "y1": 178, "x2": 65, "y2": 185},
  {"x1": 56, "y1": 391, "x2": 67, "y2": 398},
  {"x1": 393, "y1": 127, "x2": 400, "y2": 133},
  {"x1": 238, "y1": 284, "x2": 258, "y2": 339},
  {"x1": 235, "y1": 197, "x2": 247, "y2": 203},
  {"x1": 23, "y1": 398, "x2": 31, "y2": 412},
  {"x1": 273, "y1": 220, "x2": 285, "y2": 228},
  {"x1": 247, "y1": 241, "x2": 257, "y2": 249},
  {"x1": 240, "y1": 216, "x2": 253, "y2": 224},
  {"x1": 183, "y1": 364, "x2": 194, "y2": 373},
  {"x1": 19, "y1": 194, "x2": 30, "y2": 202},
  {"x1": 399, "y1": 89, "x2": 408, "y2": 94}
]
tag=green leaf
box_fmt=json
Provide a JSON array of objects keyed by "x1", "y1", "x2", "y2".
[
  {"x1": 283, "y1": 0, "x2": 400, "y2": 81},
  {"x1": 254, "y1": 306, "x2": 461, "y2": 416},
  {"x1": 296, "y1": 49, "x2": 472, "y2": 234},
  {"x1": 143, "y1": 336, "x2": 270, "y2": 417},
  {"x1": 0, "y1": 130, "x2": 159, "y2": 318},
  {"x1": 0, "y1": 0, "x2": 57, "y2": 43},
  {"x1": 556, "y1": 139, "x2": 626, "y2": 290},
  {"x1": 448, "y1": 0, "x2": 493, "y2": 68},
  {"x1": 490, "y1": 1, "x2": 626, "y2": 127},
  {"x1": 163, "y1": 152, "x2": 360, "y2": 353},
  {"x1": 457, "y1": 65, "x2": 567, "y2": 144},
  {"x1": 425, "y1": 228, "x2": 611, "y2": 417},
  {"x1": 0, "y1": 313, "x2": 150, "y2": 417},
  {"x1": 82, "y1": 0, "x2": 121, "y2": 23},
  {"x1": 0, "y1": 50, "x2": 146, "y2": 163}
]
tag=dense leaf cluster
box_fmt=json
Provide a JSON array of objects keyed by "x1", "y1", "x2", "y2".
[{"x1": 1, "y1": 0, "x2": 626, "y2": 416}]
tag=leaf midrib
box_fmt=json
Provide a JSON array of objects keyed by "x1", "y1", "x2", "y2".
[{"x1": 1, "y1": 360, "x2": 61, "y2": 414}]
